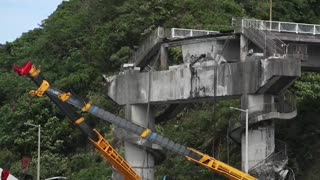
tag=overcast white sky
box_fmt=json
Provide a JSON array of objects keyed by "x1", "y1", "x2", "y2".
[{"x1": 0, "y1": 0, "x2": 64, "y2": 43}]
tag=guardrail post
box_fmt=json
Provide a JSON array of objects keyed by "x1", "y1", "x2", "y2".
[
  {"x1": 296, "y1": 24, "x2": 298, "y2": 34},
  {"x1": 158, "y1": 27, "x2": 165, "y2": 38},
  {"x1": 190, "y1": 30, "x2": 193, "y2": 37},
  {"x1": 313, "y1": 25, "x2": 316, "y2": 35},
  {"x1": 241, "y1": 19, "x2": 244, "y2": 31},
  {"x1": 171, "y1": 28, "x2": 175, "y2": 38},
  {"x1": 278, "y1": 22, "x2": 281, "y2": 32}
]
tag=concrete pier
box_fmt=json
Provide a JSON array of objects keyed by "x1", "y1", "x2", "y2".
[
  {"x1": 124, "y1": 104, "x2": 155, "y2": 180},
  {"x1": 160, "y1": 45, "x2": 169, "y2": 70},
  {"x1": 241, "y1": 95, "x2": 275, "y2": 172}
]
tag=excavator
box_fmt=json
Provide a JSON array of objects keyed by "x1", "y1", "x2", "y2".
[{"x1": 14, "y1": 61, "x2": 257, "y2": 180}]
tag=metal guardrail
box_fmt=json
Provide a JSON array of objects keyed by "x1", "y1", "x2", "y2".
[
  {"x1": 131, "y1": 27, "x2": 219, "y2": 65},
  {"x1": 233, "y1": 18, "x2": 320, "y2": 35},
  {"x1": 170, "y1": 28, "x2": 219, "y2": 39},
  {"x1": 262, "y1": 20, "x2": 320, "y2": 35},
  {"x1": 286, "y1": 43, "x2": 308, "y2": 60},
  {"x1": 235, "y1": 18, "x2": 287, "y2": 55},
  {"x1": 229, "y1": 94, "x2": 297, "y2": 143},
  {"x1": 249, "y1": 140, "x2": 288, "y2": 179},
  {"x1": 252, "y1": 93, "x2": 296, "y2": 120},
  {"x1": 129, "y1": 27, "x2": 219, "y2": 65}
]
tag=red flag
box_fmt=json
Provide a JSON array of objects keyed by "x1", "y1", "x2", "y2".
[
  {"x1": 1, "y1": 170, "x2": 10, "y2": 180},
  {"x1": 21, "y1": 157, "x2": 32, "y2": 173}
]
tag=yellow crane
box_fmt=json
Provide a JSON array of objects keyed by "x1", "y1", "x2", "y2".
[
  {"x1": 14, "y1": 62, "x2": 141, "y2": 180},
  {"x1": 14, "y1": 61, "x2": 256, "y2": 180}
]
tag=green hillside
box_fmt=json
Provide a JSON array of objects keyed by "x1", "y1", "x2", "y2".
[{"x1": 1, "y1": 0, "x2": 320, "y2": 179}]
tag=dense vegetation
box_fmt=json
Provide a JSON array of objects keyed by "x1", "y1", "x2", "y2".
[{"x1": 0, "y1": 0, "x2": 320, "y2": 179}]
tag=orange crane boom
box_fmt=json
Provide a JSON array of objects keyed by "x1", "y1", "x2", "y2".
[{"x1": 14, "y1": 62, "x2": 141, "y2": 180}]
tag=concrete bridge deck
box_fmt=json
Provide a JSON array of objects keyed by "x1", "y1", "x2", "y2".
[
  {"x1": 108, "y1": 58, "x2": 300, "y2": 105},
  {"x1": 131, "y1": 19, "x2": 320, "y2": 72}
]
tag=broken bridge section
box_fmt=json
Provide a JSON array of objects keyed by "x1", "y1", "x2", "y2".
[
  {"x1": 106, "y1": 22, "x2": 305, "y2": 180},
  {"x1": 108, "y1": 58, "x2": 300, "y2": 105}
]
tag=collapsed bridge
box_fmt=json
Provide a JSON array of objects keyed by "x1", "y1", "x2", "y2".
[{"x1": 107, "y1": 18, "x2": 320, "y2": 179}]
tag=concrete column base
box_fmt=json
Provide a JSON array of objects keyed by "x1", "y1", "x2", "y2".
[
  {"x1": 241, "y1": 121, "x2": 275, "y2": 170},
  {"x1": 123, "y1": 104, "x2": 155, "y2": 180},
  {"x1": 241, "y1": 94, "x2": 275, "y2": 174}
]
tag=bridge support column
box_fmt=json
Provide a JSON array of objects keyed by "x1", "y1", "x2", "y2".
[
  {"x1": 240, "y1": 35, "x2": 248, "y2": 62},
  {"x1": 241, "y1": 94, "x2": 275, "y2": 177},
  {"x1": 160, "y1": 45, "x2": 169, "y2": 70},
  {"x1": 124, "y1": 104, "x2": 155, "y2": 180}
]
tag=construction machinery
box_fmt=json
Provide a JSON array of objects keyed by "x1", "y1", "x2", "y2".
[
  {"x1": 13, "y1": 62, "x2": 141, "y2": 180},
  {"x1": 14, "y1": 61, "x2": 256, "y2": 180}
]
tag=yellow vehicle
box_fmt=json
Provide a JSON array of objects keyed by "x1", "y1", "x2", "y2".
[
  {"x1": 14, "y1": 61, "x2": 256, "y2": 180},
  {"x1": 14, "y1": 62, "x2": 141, "y2": 180}
]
